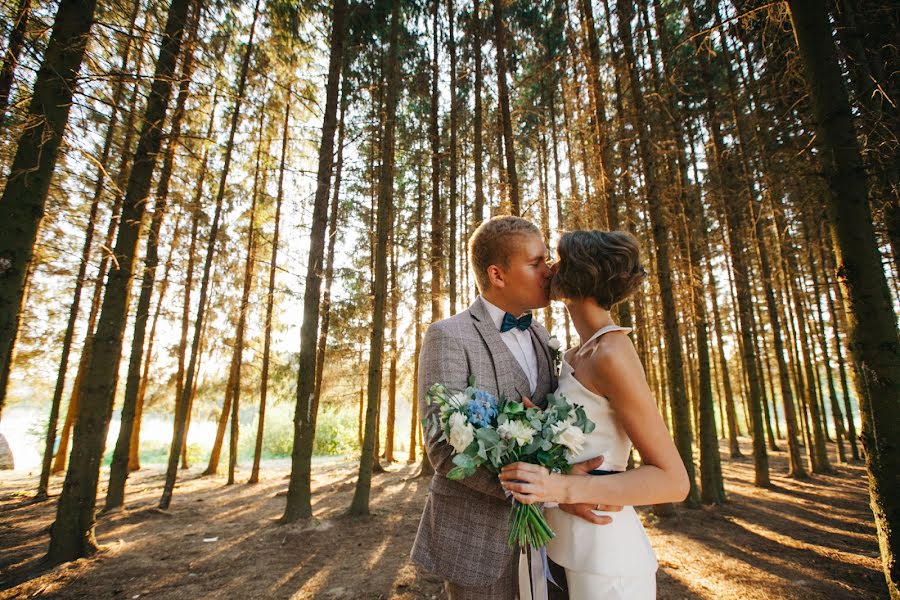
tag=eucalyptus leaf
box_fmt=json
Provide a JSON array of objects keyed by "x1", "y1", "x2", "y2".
[{"x1": 447, "y1": 466, "x2": 468, "y2": 480}]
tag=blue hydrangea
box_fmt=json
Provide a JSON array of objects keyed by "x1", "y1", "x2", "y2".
[{"x1": 466, "y1": 390, "x2": 498, "y2": 427}]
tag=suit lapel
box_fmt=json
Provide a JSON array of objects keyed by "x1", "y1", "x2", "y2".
[{"x1": 469, "y1": 297, "x2": 532, "y2": 402}]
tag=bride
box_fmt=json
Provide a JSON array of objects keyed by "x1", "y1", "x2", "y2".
[{"x1": 499, "y1": 230, "x2": 690, "y2": 600}]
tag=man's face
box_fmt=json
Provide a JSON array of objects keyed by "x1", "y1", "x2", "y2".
[{"x1": 493, "y1": 233, "x2": 552, "y2": 313}]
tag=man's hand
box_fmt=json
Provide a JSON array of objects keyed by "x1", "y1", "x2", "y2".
[
  {"x1": 522, "y1": 396, "x2": 538, "y2": 409},
  {"x1": 570, "y1": 455, "x2": 606, "y2": 475},
  {"x1": 564, "y1": 455, "x2": 623, "y2": 523},
  {"x1": 558, "y1": 502, "x2": 613, "y2": 525}
]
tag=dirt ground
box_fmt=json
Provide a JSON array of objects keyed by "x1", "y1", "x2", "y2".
[{"x1": 0, "y1": 438, "x2": 888, "y2": 599}]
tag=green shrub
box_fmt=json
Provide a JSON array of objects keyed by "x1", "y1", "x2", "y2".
[
  {"x1": 236, "y1": 403, "x2": 359, "y2": 459},
  {"x1": 313, "y1": 406, "x2": 359, "y2": 456}
]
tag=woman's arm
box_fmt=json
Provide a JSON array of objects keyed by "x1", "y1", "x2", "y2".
[{"x1": 500, "y1": 333, "x2": 690, "y2": 506}]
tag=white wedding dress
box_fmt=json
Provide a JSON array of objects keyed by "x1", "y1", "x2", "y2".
[{"x1": 544, "y1": 325, "x2": 658, "y2": 600}]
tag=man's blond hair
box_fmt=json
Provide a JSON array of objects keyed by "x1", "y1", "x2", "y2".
[{"x1": 468, "y1": 216, "x2": 542, "y2": 293}]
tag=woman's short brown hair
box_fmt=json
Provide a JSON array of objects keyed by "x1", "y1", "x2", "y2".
[
  {"x1": 469, "y1": 216, "x2": 542, "y2": 293},
  {"x1": 551, "y1": 230, "x2": 647, "y2": 309}
]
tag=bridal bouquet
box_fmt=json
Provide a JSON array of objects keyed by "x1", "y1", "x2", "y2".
[{"x1": 424, "y1": 377, "x2": 595, "y2": 549}]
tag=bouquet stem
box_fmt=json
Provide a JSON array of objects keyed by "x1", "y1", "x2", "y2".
[{"x1": 507, "y1": 502, "x2": 555, "y2": 549}]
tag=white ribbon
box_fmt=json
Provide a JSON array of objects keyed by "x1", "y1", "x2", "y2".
[{"x1": 517, "y1": 546, "x2": 550, "y2": 600}]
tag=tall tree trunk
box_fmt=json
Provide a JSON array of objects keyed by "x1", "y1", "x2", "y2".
[
  {"x1": 678, "y1": 146, "x2": 724, "y2": 504},
  {"x1": 616, "y1": 0, "x2": 699, "y2": 507},
  {"x1": 130, "y1": 207, "x2": 183, "y2": 471},
  {"x1": 205, "y1": 339, "x2": 238, "y2": 475},
  {"x1": 430, "y1": 0, "x2": 444, "y2": 322},
  {"x1": 831, "y1": 0, "x2": 899, "y2": 278},
  {"x1": 349, "y1": 0, "x2": 400, "y2": 516},
  {"x1": 783, "y1": 206, "x2": 832, "y2": 473},
  {"x1": 577, "y1": 0, "x2": 616, "y2": 228},
  {"x1": 789, "y1": 2, "x2": 900, "y2": 594},
  {"x1": 0, "y1": 0, "x2": 101, "y2": 410},
  {"x1": 472, "y1": 0, "x2": 484, "y2": 231},
  {"x1": 280, "y1": 0, "x2": 347, "y2": 523},
  {"x1": 310, "y1": 88, "x2": 347, "y2": 462},
  {"x1": 0, "y1": 0, "x2": 31, "y2": 113},
  {"x1": 803, "y1": 215, "x2": 847, "y2": 463},
  {"x1": 106, "y1": 5, "x2": 200, "y2": 509},
  {"x1": 690, "y1": 2, "x2": 769, "y2": 485},
  {"x1": 52, "y1": 30, "x2": 148, "y2": 474},
  {"x1": 410, "y1": 158, "x2": 425, "y2": 464},
  {"x1": 35, "y1": 0, "x2": 142, "y2": 495},
  {"x1": 251, "y1": 85, "x2": 293, "y2": 485},
  {"x1": 226, "y1": 108, "x2": 265, "y2": 485},
  {"x1": 447, "y1": 0, "x2": 458, "y2": 314},
  {"x1": 46, "y1": 0, "x2": 195, "y2": 563},
  {"x1": 492, "y1": 0, "x2": 519, "y2": 214},
  {"x1": 720, "y1": 169, "x2": 770, "y2": 486},
  {"x1": 385, "y1": 230, "x2": 398, "y2": 462},
  {"x1": 170, "y1": 91, "x2": 216, "y2": 471},
  {"x1": 159, "y1": 0, "x2": 258, "y2": 510},
  {"x1": 707, "y1": 257, "x2": 740, "y2": 456},
  {"x1": 821, "y1": 223, "x2": 860, "y2": 461}
]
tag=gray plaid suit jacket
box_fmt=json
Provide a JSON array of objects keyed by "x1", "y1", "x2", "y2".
[{"x1": 411, "y1": 296, "x2": 557, "y2": 587}]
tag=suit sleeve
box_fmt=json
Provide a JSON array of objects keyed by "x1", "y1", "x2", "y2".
[{"x1": 418, "y1": 323, "x2": 507, "y2": 501}]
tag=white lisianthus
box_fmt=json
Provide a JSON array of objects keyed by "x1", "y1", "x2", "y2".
[
  {"x1": 447, "y1": 391, "x2": 469, "y2": 410},
  {"x1": 448, "y1": 412, "x2": 475, "y2": 453},
  {"x1": 547, "y1": 336, "x2": 562, "y2": 351},
  {"x1": 498, "y1": 420, "x2": 536, "y2": 447},
  {"x1": 551, "y1": 421, "x2": 586, "y2": 457}
]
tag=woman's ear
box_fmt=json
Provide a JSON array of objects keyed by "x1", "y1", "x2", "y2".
[{"x1": 487, "y1": 264, "x2": 504, "y2": 288}]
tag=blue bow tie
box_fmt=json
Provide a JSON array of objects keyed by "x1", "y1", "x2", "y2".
[{"x1": 500, "y1": 312, "x2": 532, "y2": 332}]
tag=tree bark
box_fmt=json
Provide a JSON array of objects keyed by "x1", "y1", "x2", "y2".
[
  {"x1": 578, "y1": 0, "x2": 616, "y2": 228},
  {"x1": 281, "y1": 0, "x2": 347, "y2": 523},
  {"x1": 788, "y1": 1, "x2": 900, "y2": 594},
  {"x1": 616, "y1": 0, "x2": 699, "y2": 507},
  {"x1": 226, "y1": 107, "x2": 265, "y2": 485},
  {"x1": 350, "y1": 0, "x2": 400, "y2": 516},
  {"x1": 130, "y1": 208, "x2": 183, "y2": 472},
  {"x1": 0, "y1": 0, "x2": 101, "y2": 410},
  {"x1": 492, "y1": 0, "x2": 519, "y2": 214},
  {"x1": 106, "y1": 5, "x2": 200, "y2": 509},
  {"x1": 472, "y1": 0, "x2": 484, "y2": 231},
  {"x1": 410, "y1": 158, "x2": 425, "y2": 464},
  {"x1": 821, "y1": 224, "x2": 860, "y2": 461},
  {"x1": 35, "y1": 0, "x2": 142, "y2": 496},
  {"x1": 159, "y1": 0, "x2": 258, "y2": 510},
  {"x1": 0, "y1": 0, "x2": 31, "y2": 113},
  {"x1": 46, "y1": 0, "x2": 196, "y2": 563},
  {"x1": 312, "y1": 81, "x2": 346, "y2": 440},
  {"x1": 251, "y1": 84, "x2": 293, "y2": 485},
  {"x1": 430, "y1": 0, "x2": 444, "y2": 322},
  {"x1": 447, "y1": 0, "x2": 458, "y2": 313}
]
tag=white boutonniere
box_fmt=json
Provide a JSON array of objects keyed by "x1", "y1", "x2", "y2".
[{"x1": 548, "y1": 335, "x2": 562, "y2": 377}]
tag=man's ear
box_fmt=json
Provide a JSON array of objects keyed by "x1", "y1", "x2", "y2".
[{"x1": 487, "y1": 264, "x2": 505, "y2": 289}]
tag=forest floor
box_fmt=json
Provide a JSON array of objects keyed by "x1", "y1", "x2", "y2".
[{"x1": 0, "y1": 438, "x2": 888, "y2": 599}]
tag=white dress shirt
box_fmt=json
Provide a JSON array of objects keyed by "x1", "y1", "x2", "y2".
[{"x1": 481, "y1": 297, "x2": 538, "y2": 394}]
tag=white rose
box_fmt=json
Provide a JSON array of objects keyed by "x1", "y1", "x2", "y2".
[
  {"x1": 551, "y1": 422, "x2": 586, "y2": 457},
  {"x1": 448, "y1": 412, "x2": 475, "y2": 453},
  {"x1": 547, "y1": 336, "x2": 562, "y2": 351},
  {"x1": 497, "y1": 420, "x2": 536, "y2": 447}
]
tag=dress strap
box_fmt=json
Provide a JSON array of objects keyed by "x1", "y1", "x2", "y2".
[{"x1": 574, "y1": 325, "x2": 633, "y2": 358}]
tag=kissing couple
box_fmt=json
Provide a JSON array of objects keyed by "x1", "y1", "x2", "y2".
[{"x1": 410, "y1": 216, "x2": 690, "y2": 600}]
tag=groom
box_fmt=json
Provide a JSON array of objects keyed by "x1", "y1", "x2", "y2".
[{"x1": 411, "y1": 216, "x2": 609, "y2": 600}]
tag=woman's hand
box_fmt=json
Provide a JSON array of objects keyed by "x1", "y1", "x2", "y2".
[{"x1": 499, "y1": 462, "x2": 568, "y2": 504}]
